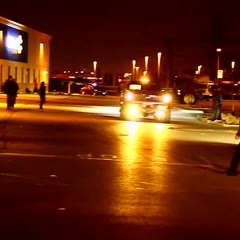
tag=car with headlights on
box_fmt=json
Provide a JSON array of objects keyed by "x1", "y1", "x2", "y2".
[{"x1": 120, "y1": 81, "x2": 172, "y2": 122}]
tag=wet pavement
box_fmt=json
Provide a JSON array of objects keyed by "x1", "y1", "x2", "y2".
[{"x1": 0, "y1": 97, "x2": 240, "y2": 239}]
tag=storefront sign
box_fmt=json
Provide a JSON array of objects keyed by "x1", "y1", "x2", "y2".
[{"x1": 0, "y1": 23, "x2": 28, "y2": 62}]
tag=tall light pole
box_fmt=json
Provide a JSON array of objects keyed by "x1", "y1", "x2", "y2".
[
  {"x1": 145, "y1": 56, "x2": 149, "y2": 72},
  {"x1": 231, "y1": 61, "x2": 235, "y2": 72},
  {"x1": 198, "y1": 65, "x2": 202, "y2": 75},
  {"x1": 135, "y1": 66, "x2": 140, "y2": 80},
  {"x1": 231, "y1": 61, "x2": 236, "y2": 116},
  {"x1": 132, "y1": 60, "x2": 136, "y2": 80},
  {"x1": 157, "y1": 52, "x2": 162, "y2": 84},
  {"x1": 216, "y1": 48, "x2": 222, "y2": 80},
  {"x1": 93, "y1": 61, "x2": 97, "y2": 79}
]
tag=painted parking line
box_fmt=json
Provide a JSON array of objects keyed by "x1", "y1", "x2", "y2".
[
  {"x1": 0, "y1": 152, "x2": 57, "y2": 158},
  {"x1": 0, "y1": 152, "x2": 214, "y2": 169}
]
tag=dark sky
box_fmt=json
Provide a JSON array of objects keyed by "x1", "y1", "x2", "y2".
[{"x1": 1, "y1": 0, "x2": 240, "y2": 76}]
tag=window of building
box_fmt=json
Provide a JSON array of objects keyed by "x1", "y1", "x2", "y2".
[
  {"x1": 15, "y1": 67, "x2": 17, "y2": 82},
  {"x1": 22, "y1": 68, "x2": 24, "y2": 83},
  {"x1": 27, "y1": 68, "x2": 30, "y2": 83},
  {"x1": 33, "y1": 69, "x2": 35, "y2": 82}
]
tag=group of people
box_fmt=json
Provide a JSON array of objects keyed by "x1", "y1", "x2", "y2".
[
  {"x1": 4, "y1": 75, "x2": 19, "y2": 110},
  {"x1": 3, "y1": 75, "x2": 46, "y2": 110}
]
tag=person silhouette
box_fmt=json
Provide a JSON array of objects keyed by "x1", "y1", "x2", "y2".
[{"x1": 39, "y1": 81, "x2": 46, "y2": 109}]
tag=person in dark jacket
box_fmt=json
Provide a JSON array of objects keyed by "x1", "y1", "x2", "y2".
[
  {"x1": 212, "y1": 86, "x2": 222, "y2": 121},
  {"x1": 39, "y1": 81, "x2": 46, "y2": 109},
  {"x1": 226, "y1": 124, "x2": 240, "y2": 176},
  {"x1": 4, "y1": 75, "x2": 19, "y2": 110},
  {"x1": 11, "y1": 78, "x2": 19, "y2": 108}
]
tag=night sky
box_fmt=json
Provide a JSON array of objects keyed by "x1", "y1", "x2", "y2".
[{"x1": 1, "y1": 0, "x2": 240, "y2": 77}]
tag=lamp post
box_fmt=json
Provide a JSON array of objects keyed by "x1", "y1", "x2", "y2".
[
  {"x1": 135, "y1": 66, "x2": 140, "y2": 80},
  {"x1": 93, "y1": 61, "x2": 97, "y2": 79},
  {"x1": 216, "y1": 48, "x2": 222, "y2": 81},
  {"x1": 231, "y1": 61, "x2": 235, "y2": 72},
  {"x1": 231, "y1": 61, "x2": 236, "y2": 116},
  {"x1": 145, "y1": 56, "x2": 149, "y2": 73},
  {"x1": 157, "y1": 52, "x2": 162, "y2": 84},
  {"x1": 198, "y1": 65, "x2": 202, "y2": 75},
  {"x1": 132, "y1": 60, "x2": 136, "y2": 80}
]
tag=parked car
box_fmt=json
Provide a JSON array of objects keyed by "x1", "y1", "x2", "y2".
[{"x1": 80, "y1": 84, "x2": 107, "y2": 96}]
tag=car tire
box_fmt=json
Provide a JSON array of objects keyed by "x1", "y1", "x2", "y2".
[
  {"x1": 183, "y1": 93, "x2": 196, "y2": 104},
  {"x1": 163, "y1": 110, "x2": 171, "y2": 123},
  {"x1": 120, "y1": 109, "x2": 127, "y2": 120},
  {"x1": 154, "y1": 110, "x2": 171, "y2": 123}
]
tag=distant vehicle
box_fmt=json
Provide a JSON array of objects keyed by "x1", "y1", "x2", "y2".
[
  {"x1": 174, "y1": 75, "x2": 214, "y2": 104},
  {"x1": 120, "y1": 81, "x2": 172, "y2": 122},
  {"x1": 49, "y1": 77, "x2": 94, "y2": 94},
  {"x1": 80, "y1": 84, "x2": 107, "y2": 96}
]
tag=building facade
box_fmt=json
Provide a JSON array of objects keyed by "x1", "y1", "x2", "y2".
[{"x1": 0, "y1": 16, "x2": 52, "y2": 93}]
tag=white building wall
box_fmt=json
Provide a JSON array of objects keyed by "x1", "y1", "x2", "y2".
[{"x1": 0, "y1": 16, "x2": 52, "y2": 93}]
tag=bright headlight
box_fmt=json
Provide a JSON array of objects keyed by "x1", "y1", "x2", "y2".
[
  {"x1": 162, "y1": 94, "x2": 172, "y2": 104},
  {"x1": 125, "y1": 92, "x2": 134, "y2": 101},
  {"x1": 127, "y1": 106, "x2": 139, "y2": 117}
]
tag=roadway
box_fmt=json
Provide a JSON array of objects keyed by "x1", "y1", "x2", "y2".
[{"x1": 0, "y1": 94, "x2": 240, "y2": 240}]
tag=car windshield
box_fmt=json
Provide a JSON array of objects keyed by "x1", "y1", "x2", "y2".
[{"x1": 128, "y1": 83, "x2": 161, "y2": 95}]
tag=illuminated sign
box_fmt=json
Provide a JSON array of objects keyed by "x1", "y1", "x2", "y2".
[
  {"x1": 0, "y1": 23, "x2": 28, "y2": 62},
  {"x1": 6, "y1": 34, "x2": 23, "y2": 54}
]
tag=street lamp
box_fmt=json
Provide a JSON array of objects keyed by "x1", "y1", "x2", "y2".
[
  {"x1": 231, "y1": 61, "x2": 235, "y2": 72},
  {"x1": 135, "y1": 66, "x2": 140, "y2": 80},
  {"x1": 157, "y1": 52, "x2": 162, "y2": 83},
  {"x1": 198, "y1": 65, "x2": 202, "y2": 75},
  {"x1": 93, "y1": 61, "x2": 97, "y2": 79},
  {"x1": 231, "y1": 61, "x2": 236, "y2": 116},
  {"x1": 145, "y1": 56, "x2": 149, "y2": 72},
  {"x1": 132, "y1": 60, "x2": 136, "y2": 80},
  {"x1": 216, "y1": 48, "x2": 222, "y2": 79}
]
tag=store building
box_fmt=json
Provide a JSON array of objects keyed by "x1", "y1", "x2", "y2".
[{"x1": 0, "y1": 16, "x2": 52, "y2": 93}]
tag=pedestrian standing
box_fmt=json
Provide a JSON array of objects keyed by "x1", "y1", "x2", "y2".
[
  {"x1": 217, "y1": 87, "x2": 223, "y2": 120},
  {"x1": 226, "y1": 123, "x2": 240, "y2": 176},
  {"x1": 212, "y1": 86, "x2": 222, "y2": 121},
  {"x1": 39, "y1": 81, "x2": 46, "y2": 109},
  {"x1": 3, "y1": 75, "x2": 18, "y2": 110},
  {"x1": 11, "y1": 78, "x2": 19, "y2": 108}
]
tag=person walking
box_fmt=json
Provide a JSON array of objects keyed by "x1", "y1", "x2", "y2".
[
  {"x1": 39, "y1": 81, "x2": 46, "y2": 109},
  {"x1": 226, "y1": 124, "x2": 240, "y2": 176},
  {"x1": 3, "y1": 75, "x2": 18, "y2": 110}
]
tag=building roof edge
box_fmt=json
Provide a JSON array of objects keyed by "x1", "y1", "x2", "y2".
[{"x1": 0, "y1": 15, "x2": 52, "y2": 40}]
